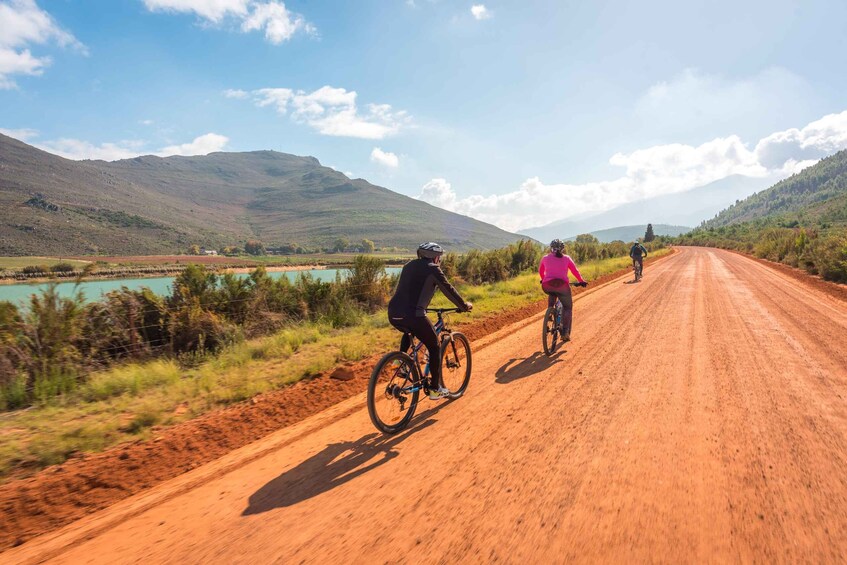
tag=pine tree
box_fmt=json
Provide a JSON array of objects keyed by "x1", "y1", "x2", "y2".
[{"x1": 644, "y1": 224, "x2": 655, "y2": 242}]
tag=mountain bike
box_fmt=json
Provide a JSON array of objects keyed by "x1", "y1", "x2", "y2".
[
  {"x1": 542, "y1": 282, "x2": 585, "y2": 356},
  {"x1": 633, "y1": 257, "x2": 643, "y2": 282},
  {"x1": 367, "y1": 308, "x2": 472, "y2": 434}
]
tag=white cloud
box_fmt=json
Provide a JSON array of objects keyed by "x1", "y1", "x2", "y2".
[
  {"x1": 246, "y1": 86, "x2": 410, "y2": 139},
  {"x1": 420, "y1": 178, "x2": 457, "y2": 209},
  {"x1": 370, "y1": 147, "x2": 399, "y2": 168},
  {"x1": 241, "y1": 1, "x2": 315, "y2": 44},
  {"x1": 31, "y1": 132, "x2": 229, "y2": 160},
  {"x1": 252, "y1": 87, "x2": 292, "y2": 111},
  {"x1": 418, "y1": 110, "x2": 847, "y2": 232},
  {"x1": 36, "y1": 138, "x2": 148, "y2": 161},
  {"x1": 471, "y1": 4, "x2": 491, "y2": 20},
  {"x1": 223, "y1": 88, "x2": 248, "y2": 99},
  {"x1": 0, "y1": 0, "x2": 86, "y2": 88},
  {"x1": 0, "y1": 126, "x2": 38, "y2": 140},
  {"x1": 158, "y1": 133, "x2": 229, "y2": 156},
  {"x1": 143, "y1": 0, "x2": 314, "y2": 43},
  {"x1": 139, "y1": 119, "x2": 154, "y2": 126},
  {"x1": 754, "y1": 111, "x2": 847, "y2": 169},
  {"x1": 142, "y1": 0, "x2": 249, "y2": 22}
]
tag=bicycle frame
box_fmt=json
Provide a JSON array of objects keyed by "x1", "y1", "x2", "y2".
[{"x1": 397, "y1": 309, "x2": 456, "y2": 393}]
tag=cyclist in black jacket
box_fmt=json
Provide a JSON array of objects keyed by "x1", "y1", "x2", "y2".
[
  {"x1": 388, "y1": 242, "x2": 472, "y2": 400},
  {"x1": 630, "y1": 241, "x2": 648, "y2": 276}
]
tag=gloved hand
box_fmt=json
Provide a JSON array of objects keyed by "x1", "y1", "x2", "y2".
[
  {"x1": 578, "y1": 281, "x2": 588, "y2": 287},
  {"x1": 462, "y1": 301, "x2": 474, "y2": 312}
]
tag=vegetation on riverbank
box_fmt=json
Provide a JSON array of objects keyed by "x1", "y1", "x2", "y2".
[
  {"x1": 0, "y1": 252, "x2": 413, "y2": 282},
  {"x1": 0, "y1": 242, "x2": 666, "y2": 481}
]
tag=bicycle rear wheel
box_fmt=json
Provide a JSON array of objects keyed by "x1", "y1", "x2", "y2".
[
  {"x1": 542, "y1": 307, "x2": 559, "y2": 356},
  {"x1": 440, "y1": 332, "x2": 472, "y2": 398},
  {"x1": 367, "y1": 352, "x2": 420, "y2": 434}
]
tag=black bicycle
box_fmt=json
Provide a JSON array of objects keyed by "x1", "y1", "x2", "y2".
[
  {"x1": 542, "y1": 282, "x2": 585, "y2": 356},
  {"x1": 633, "y1": 257, "x2": 644, "y2": 282},
  {"x1": 367, "y1": 308, "x2": 472, "y2": 434}
]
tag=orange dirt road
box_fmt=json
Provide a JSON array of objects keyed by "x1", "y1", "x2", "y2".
[{"x1": 6, "y1": 247, "x2": 847, "y2": 564}]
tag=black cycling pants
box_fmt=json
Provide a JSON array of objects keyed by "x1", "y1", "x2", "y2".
[
  {"x1": 389, "y1": 315, "x2": 441, "y2": 389},
  {"x1": 541, "y1": 282, "x2": 573, "y2": 337}
]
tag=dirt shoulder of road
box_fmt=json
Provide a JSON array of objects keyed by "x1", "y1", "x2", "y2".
[
  {"x1": 724, "y1": 249, "x2": 847, "y2": 303},
  {"x1": 0, "y1": 252, "x2": 673, "y2": 551}
]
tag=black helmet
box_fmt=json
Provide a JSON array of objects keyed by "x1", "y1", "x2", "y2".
[
  {"x1": 417, "y1": 242, "x2": 444, "y2": 259},
  {"x1": 550, "y1": 239, "x2": 564, "y2": 252}
]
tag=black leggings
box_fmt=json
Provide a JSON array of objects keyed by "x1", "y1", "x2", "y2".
[
  {"x1": 389, "y1": 315, "x2": 441, "y2": 389},
  {"x1": 542, "y1": 284, "x2": 573, "y2": 337}
]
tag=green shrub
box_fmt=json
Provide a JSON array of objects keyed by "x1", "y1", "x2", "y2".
[
  {"x1": 168, "y1": 297, "x2": 235, "y2": 355},
  {"x1": 82, "y1": 287, "x2": 168, "y2": 365},
  {"x1": 21, "y1": 265, "x2": 49, "y2": 275},
  {"x1": 808, "y1": 233, "x2": 847, "y2": 283},
  {"x1": 50, "y1": 262, "x2": 76, "y2": 273},
  {"x1": 0, "y1": 372, "x2": 26, "y2": 410},
  {"x1": 19, "y1": 283, "x2": 87, "y2": 398},
  {"x1": 345, "y1": 255, "x2": 389, "y2": 310}
]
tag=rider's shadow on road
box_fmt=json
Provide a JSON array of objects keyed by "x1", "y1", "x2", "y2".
[
  {"x1": 242, "y1": 404, "x2": 447, "y2": 516},
  {"x1": 495, "y1": 352, "x2": 563, "y2": 384}
]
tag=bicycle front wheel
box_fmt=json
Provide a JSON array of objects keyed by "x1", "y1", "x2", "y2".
[
  {"x1": 367, "y1": 351, "x2": 420, "y2": 434},
  {"x1": 440, "y1": 332, "x2": 472, "y2": 398},
  {"x1": 542, "y1": 307, "x2": 559, "y2": 356}
]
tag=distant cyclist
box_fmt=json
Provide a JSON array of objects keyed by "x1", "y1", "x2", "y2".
[
  {"x1": 387, "y1": 242, "x2": 473, "y2": 400},
  {"x1": 630, "y1": 241, "x2": 648, "y2": 278},
  {"x1": 539, "y1": 239, "x2": 586, "y2": 343}
]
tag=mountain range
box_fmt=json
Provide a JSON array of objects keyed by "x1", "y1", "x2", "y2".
[{"x1": 0, "y1": 134, "x2": 523, "y2": 256}]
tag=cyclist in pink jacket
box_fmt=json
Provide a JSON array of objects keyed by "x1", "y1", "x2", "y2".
[{"x1": 539, "y1": 239, "x2": 587, "y2": 342}]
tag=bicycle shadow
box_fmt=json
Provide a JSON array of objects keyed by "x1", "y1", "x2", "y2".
[
  {"x1": 495, "y1": 351, "x2": 563, "y2": 384},
  {"x1": 623, "y1": 279, "x2": 641, "y2": 284},
  {"x1": 242, "y1": 404, "x2": 447, "y2": 515}
]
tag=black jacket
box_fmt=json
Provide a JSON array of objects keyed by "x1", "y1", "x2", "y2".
[{"x1": 388, "y1": 258, "x2": 466, "y2": 317}]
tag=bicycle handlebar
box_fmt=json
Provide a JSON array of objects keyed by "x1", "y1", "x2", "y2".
[{"x1": 426, "y1": 307, "x2": 463, "y2": 313}]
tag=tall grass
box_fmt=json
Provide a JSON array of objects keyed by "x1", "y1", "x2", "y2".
[{"x1": 678, "y1": 226, "x2": 847, "y2": 283}]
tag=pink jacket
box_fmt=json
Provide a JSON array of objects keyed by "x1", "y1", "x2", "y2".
[{"x1": 539, "y1": 253, "x2": 585, "y2": 284}]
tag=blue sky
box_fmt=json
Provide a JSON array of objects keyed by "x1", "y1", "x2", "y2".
[{"x1": 2, "y1": 0, "x2": 847, "y2": 231}]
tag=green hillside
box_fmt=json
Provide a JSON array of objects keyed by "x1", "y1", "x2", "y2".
[
  {"x1": 678, "y1": 150, "x2": 847, "y2": 282},
  {"x1": 0, "y1": 134, "x2": 524, "y2": 255},
  {"x1": 703, "y1": 150, "x2": 847, "y2": 229}
]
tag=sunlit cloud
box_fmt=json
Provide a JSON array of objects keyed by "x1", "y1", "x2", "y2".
[
  {"x1": 370, "y1": 147, "x2": 399, "y2": 168},
  {"x1": 242, "y1": 85, "x2": 411, "y2": 139},
  {"x1": 0, "y1": 126, "x2": 39, "y2": 140},
  {"x1": 143, "y1": 0, "x2": 315, "y2": 44},
  {"x1": 0, "y1": 0, "x2": 86, "y2": 88},
  {"x1": 470, "y1": 4, "x2": 491, "y2": 20},
  {"x1": 418, "y1": 111, "x2": 847, "y2": 232},
  {"x1": 31, "y1": 132, "x2": 230, "y2": 160}
]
